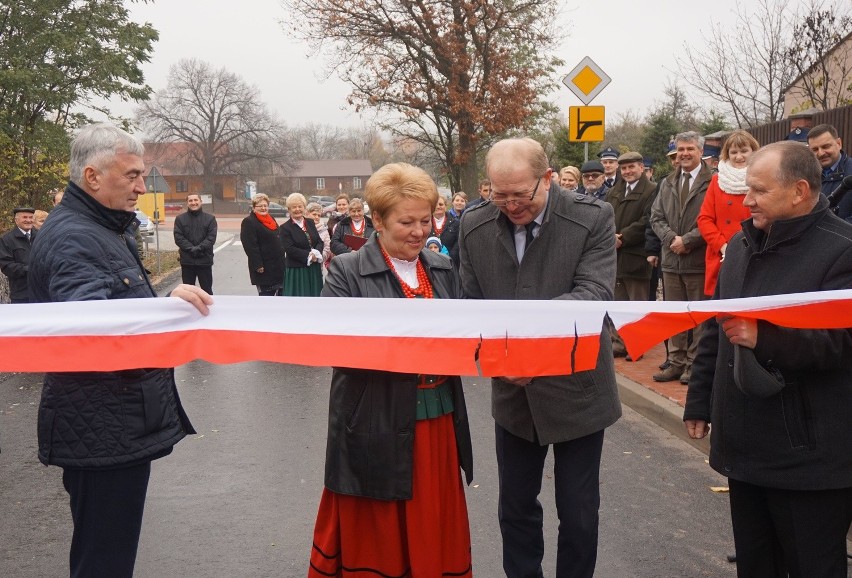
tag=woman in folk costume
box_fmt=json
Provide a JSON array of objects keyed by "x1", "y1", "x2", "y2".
[
  {"x1": 430, "y1": 194, "x2": 459, "y2": 257},
  {"x1": 306, "y1": 201, "x2": 332, "y2": 266},
  {"x1": 697, "y1": 129, "x2": 760, "y2": 296},
  {"x1": 308, "y1": 163, "x2": 473, "y2": 578},
  {"x1": 280, "y1": 193, "x2": 324, "y2": 297},
  {"x1": 330, "y1": 198, "x2": 374, "y2": 256}
]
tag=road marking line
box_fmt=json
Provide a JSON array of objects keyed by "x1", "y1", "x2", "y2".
[{"x1": 214, "y1": 234, "x2": 237, "y2": 253}]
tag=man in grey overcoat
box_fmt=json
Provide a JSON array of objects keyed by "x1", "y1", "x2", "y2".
[{"x1": 458, "y1": 137, "x2": 621, "y2": 578}]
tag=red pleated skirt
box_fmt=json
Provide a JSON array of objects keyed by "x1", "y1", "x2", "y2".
[{"x1": 307, "y1": 412, "x2": 472, "y2": 577}]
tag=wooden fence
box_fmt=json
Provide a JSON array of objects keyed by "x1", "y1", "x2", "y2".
[{"x1": 746, "y1": 105, "x2": 852, "y2": 145}]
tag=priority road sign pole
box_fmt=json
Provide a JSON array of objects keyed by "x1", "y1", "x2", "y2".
[{"x1": 563, "y1": 57, "x2": 611, "y2": 155}]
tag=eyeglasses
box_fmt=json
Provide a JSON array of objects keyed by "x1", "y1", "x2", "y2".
[
  {"x1": 489, "y1": 177, "x2": 541, "y2": 208},
  {"x1": 582, "y1": 173, "x2": 603, "y2": 180}
]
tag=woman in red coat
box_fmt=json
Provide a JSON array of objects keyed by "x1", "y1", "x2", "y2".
[{"x1": 697, "y1": 130, "x2": 760, "y2": 296}]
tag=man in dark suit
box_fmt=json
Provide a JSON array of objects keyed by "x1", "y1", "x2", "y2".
[
  {"x1": 459, "y1": 137, "x2": 621, "y2": 578},
  {"x1": 0, "y1": 207, "x2": 37, "y2": 303},
  {"x1": 598, "y1": 145, "x2": 620, "y2": 189},
  {"x1": 605, "y1": 151, "x2": 658, "y2": 358}
]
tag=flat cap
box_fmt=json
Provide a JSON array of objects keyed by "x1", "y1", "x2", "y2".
[
  {"x1": 617, "y1": 151, "x2": 643, "y2": 164},
  {"x1": 13, "y1": 207, "x2": 35, "y2": 215},
  {"x1": 597, "y1": 146, "x2": 619, "y2": 160},
  {"x1": 580, "y1": 160, "x2": 605, "y2": 173}
]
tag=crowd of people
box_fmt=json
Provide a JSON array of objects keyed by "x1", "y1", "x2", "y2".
[{"x1": 2, "y1": 120, "x2": 851, "y2": 578}]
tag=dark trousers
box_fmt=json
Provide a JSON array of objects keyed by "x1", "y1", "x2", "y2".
[
  {"x1": 728, "y1": 478, "x2": 852, "y2": 578},
  {"x1": 62, "y1": 462, "x2": 152, "y2": 578},
  {"x1": 495, "y1": 424, "x2": 604, "y2": 578},
  {"x1": 181, "y1": 264, "x2": 213, "y2": 294}
]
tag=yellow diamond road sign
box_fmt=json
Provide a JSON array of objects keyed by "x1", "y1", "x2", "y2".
[{"x1": 563, "y1": 56, "x2": 611, "y2": 105}]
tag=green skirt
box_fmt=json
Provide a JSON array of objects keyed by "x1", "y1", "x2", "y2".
[{"x1": 283, "y1": 263, "x2": 323, "y2": 296}]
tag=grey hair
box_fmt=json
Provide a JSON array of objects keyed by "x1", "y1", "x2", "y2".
[
  {"x1": 675, "y1": 131, "x2": 705, "y2": 150},
  {"x1": 286, "y1": 192, "x2": 307, "y2": 209},
  {"x1": 305, "y1": 202, "x2": 323, "y2": 213},
  {"x1": 69, "y1": 123, "x2": 144, "y2": 184}
]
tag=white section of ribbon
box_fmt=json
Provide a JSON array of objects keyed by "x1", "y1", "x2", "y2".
[
  {"x1": 2, "y1": 296, "x2": 607, "y2": 339},
  {"x1": 4, "y1": 289, "x2": 852, "y2": 341}
]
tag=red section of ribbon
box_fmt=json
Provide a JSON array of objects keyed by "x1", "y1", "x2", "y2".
[
  {"x1": 0, "y1": 331, "x2": 605, "y2": 377},
  {"x1": 0, "y1": 331, "x2": 480, "y2": 375},
  {"x1": 617, "y1": 311, "x2": 715, "y2": 360}
]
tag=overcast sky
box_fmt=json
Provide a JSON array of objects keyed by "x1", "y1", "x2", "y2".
[{"x1": 101, "y1": 0, "x2": 808, "y2": 130}]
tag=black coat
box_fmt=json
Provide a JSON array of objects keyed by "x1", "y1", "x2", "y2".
[
  {"x1": 684, "y1": 197, "x2": 852, "y2": 490},
  {"x1": 321, "y1": 235, "x2": 473, "y2": 500},
  {"x1": 330, "y1": 215, "x2": 374, "y2": 256},
  {"x1": 28, "y1": 181, "x2": 195, "y2": 468},
  {"x1": 822, "y1": 150, "x2": 852, "y2": 223},
  {"x1": 240, "y1": 212, "x2": 285, "y2": 288},
  {"x1": 173, "y1": 208, "x2": 217, "y2": 266},
  {"x1": 0, "y1": 226, "x2": 35, "y2": 301},
  {"x1": 280, "y1": 218, "x2": 324, "y2": 268},
  {"x1": 431, "y1": 214, "x2": 459, "y2": 256}
]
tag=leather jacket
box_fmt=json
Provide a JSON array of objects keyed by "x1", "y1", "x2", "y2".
[{"x1": 321, "y1": 234, "x2": 473, "y2": 499}]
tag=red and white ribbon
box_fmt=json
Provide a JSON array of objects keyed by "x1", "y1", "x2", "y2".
[{"x1": 2, "y1": 291, "x2": 851, "y2": 376}]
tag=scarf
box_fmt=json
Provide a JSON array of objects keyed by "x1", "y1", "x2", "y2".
[
  {"x1": 255, "y1": 211, "x2": 278, "y2": 230},
  {"x1": 716, "y1": 160, "x2": 748, "y2": 195}
]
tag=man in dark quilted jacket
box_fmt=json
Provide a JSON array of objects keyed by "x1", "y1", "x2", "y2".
[{"x1": 28, "y1": 123, "x2": 212, "y2": 578}]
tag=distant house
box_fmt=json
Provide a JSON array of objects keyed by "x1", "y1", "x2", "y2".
[
  {"x1": 142, "y1": 142, "x2": 239, "y2": 203},
  {"x1": 284, "y1": 160, "x2": 373, "y2": 197},
  {"x1": 782, "y1": 32, "x2": 852, "y2": 118}
]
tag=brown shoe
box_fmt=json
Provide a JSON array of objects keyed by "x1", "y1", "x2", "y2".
[
  {"x1": 680, "y1": 369, "x2": 691, "y2": 385},
  {"x1": 653, "y1": 365, "x2": 684, "y2": 382}
]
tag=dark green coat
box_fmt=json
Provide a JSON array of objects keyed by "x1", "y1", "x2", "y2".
[{"x1": 605, "y1": 174, "x2": 657, "y2": 280}]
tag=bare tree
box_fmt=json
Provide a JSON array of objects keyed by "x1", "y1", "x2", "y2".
[
  {"x1": 293, "y1": 122, "x2": 346, "y2": 159},
  {"x1": 602, "y1": 110, "x2": 647, "y2": 153},
  {"x1": 784, "y1": 0, "x2": 852, "y2": 113},
  {"x1": 675, "y1": 0, "x2": 797, "y2": 127},
  {"x1": 280, "y1": 0, "x2": 561, "y2": 194},
  {"x1": 339, "y1": 126, "x2": 388, "y2": 168},
  {"x1": 136, "y1": 58, "x2": 293, "y2": 199}
]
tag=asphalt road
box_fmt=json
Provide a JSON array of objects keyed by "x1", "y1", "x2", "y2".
[{"x1": 0, "y1": 237, "x2": 739, "y2": 577}]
